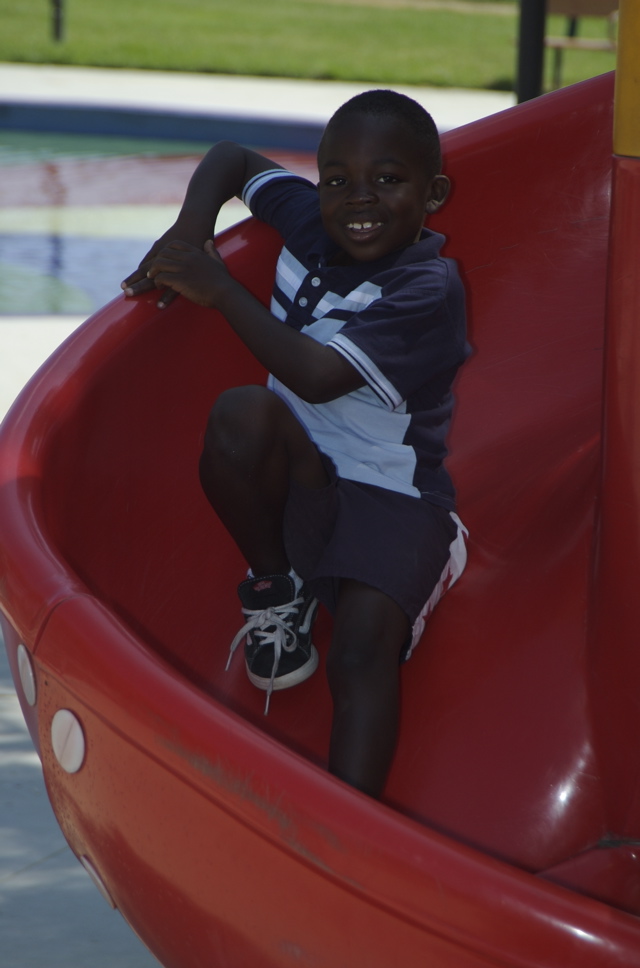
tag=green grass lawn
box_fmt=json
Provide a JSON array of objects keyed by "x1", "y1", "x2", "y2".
[{"x1": 0, "y1": 0, "x2": 616, "y2": 92}]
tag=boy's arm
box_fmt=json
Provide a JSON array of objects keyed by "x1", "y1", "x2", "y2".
[
  {"x1": 121, "y1": 142, "x2": 283, "y2": 303},
  {"x1": 146, "y1": 239, "x2": 365, "y2": 403}
]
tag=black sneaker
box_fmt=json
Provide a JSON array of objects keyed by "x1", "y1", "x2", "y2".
[{"x1": 226, "y1": 574, "x2": 319, "y2": 714}]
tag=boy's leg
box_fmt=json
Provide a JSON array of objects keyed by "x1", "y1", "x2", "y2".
[
  {"x1": 327, "y1": 578, "x2": 410, "y2": 798},
  {"x1": 200, "y1": 385, "x2": 329, "y2": 711},
  {"x1": 199, "y1": 385, "x2": 329, "y2": 575}
]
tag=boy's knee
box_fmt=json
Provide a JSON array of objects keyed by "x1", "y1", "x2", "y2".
[
  {"x1": 208, "y1": 384, "x2": 274, "y2": 428},
  {"x1": 203, "y1": 385, "x2": 278, "y2": 455},
  {"x1": 200, "y1": 386, "x2": 326, "y2": 495}
]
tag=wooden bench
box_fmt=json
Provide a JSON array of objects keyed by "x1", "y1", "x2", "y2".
[{"x1": 546, "y1": 0, "x2": 617, "y2": 87}]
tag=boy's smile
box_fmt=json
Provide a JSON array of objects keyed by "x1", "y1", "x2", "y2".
[{"x1": 317, "y1": 114, "x2": 449, "y2": 264}]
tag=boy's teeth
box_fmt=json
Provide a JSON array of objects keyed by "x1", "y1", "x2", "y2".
[{"x1": 349, "y1": 221, "x2": 379, "y2": 230}]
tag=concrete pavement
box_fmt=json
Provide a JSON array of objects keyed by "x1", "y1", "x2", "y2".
[
  {"x1": 0, "y1": 62, "x2": 514, "y2": 138},
  {"x1": 0, "y1": 638, "x2": 161, "y2": 967}
]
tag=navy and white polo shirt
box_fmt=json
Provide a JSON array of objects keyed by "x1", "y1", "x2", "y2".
[{"x1": 242, "y1": 168, "x2": 468, "y2": 510}]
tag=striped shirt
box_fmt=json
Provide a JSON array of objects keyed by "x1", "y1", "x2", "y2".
[{"x1": 242, "y1": 169, "x2": 468, "y2": 508}]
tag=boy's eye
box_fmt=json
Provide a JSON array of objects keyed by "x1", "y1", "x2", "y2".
[{"x1": 322, "y1": 173, "x2": 402, "y2": 187}]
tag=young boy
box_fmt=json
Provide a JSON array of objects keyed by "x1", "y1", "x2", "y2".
[{"x1": 122, "y1": 90, "x2": 468, "y2": 799}]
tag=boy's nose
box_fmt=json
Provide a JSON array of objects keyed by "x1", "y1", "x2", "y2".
[{"x1": 346, "y1": 181, "x2": 376, "y2": 203}]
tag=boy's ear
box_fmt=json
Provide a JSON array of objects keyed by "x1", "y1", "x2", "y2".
[{"x1": 425, "y1": 175, "x2": 451, "y2": 214}]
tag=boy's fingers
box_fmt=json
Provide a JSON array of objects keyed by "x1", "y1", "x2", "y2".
[
  {"x1": 121, "y1": 258, "x2": 157, "y2": 292},
  {"x1": 121, "y1": 239, "x2": 196, "y2": 292},
  {"x1": 146, "y1": 244, "x2": 195, "y2": 278},
  {"x1": 121, "y1": 270, "x2": 144, "y2": 289},
  {"x1": 121, "y1": 276, "x2": 156, "y2": 297},
  {"x1": 157, "y1": 289, "x2": 178, "y2": 309},
  {"x1": 122, "y1": 239, "x2": 209, "y2": 302},
  {"x1": 121, "y1": 274, "x2": 177, "y2": 308}
]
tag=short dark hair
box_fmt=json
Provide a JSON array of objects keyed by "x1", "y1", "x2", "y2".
[{"x1": 321, "y1": 89, "x2": 442, "y2": 178}]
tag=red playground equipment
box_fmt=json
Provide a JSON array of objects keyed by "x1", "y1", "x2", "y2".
[{"x1": 1, "y1": 5, "x2": 640, "y2": 964}]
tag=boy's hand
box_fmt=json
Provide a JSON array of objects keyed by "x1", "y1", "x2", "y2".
[
  {"x1": 121, "y1": 216, "x2": 214, "y2": 308},
  {"x1": 120, "y1": 142, "x2": 281, "y2": 309},
  {"x1": 143, "y1": 239, "x2": 230, "y2": 309}
]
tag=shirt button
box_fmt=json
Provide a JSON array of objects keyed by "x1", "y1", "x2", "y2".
[
  {"x1": 311, "y1": 277, "x2": 321, "y2": 287},
  {"x1": 298, "y1": 296, "x2": 308, "y2": 307}
]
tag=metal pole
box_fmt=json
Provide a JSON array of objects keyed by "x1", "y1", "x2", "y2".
[
  {"x1": 516, "y1": 0, "x2": 547, "y2": 102},
  {"x1": 52, "y1": 0, "x2": 64, "y2": 42}
]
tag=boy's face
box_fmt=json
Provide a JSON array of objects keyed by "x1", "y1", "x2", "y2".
[{"x1": 317, "y1": 114, "x2": 449, "y2": 264}]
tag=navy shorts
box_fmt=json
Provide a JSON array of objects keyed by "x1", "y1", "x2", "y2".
[{"x1": 283, "y1": 455, "x2": 467, "y2": 658}]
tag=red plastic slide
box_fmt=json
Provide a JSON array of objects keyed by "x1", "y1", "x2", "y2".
[{"x1": 3, "y1": 71, "x2": 640, "y2": 966}]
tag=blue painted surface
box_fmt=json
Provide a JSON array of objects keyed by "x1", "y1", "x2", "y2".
[
  {"x1": 0, "y1": 102, "x2": 324, "y2": 152},
  {"x1": 0, "y1": 235, "x2": 148, "y2": 314}
]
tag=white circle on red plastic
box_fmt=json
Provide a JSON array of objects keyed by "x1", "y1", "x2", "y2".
[
  {"x1": 17, "y1": 644, "x2": 37, "y2": 706},
  {"x1": 80, "y1": 856, "x2": 117, "y2": 909},
  {"x1": 51, "y1": 709, "x2": 86, "y2": 773}
]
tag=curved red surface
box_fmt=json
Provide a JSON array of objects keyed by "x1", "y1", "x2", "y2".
[{"x1": 3, "y1": 72, "x2": 640, "y2": 966}]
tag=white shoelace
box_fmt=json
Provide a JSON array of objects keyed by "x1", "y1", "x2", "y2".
[{"x1": 226, "y1": 596, "x2": 304, "y2": 714}]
